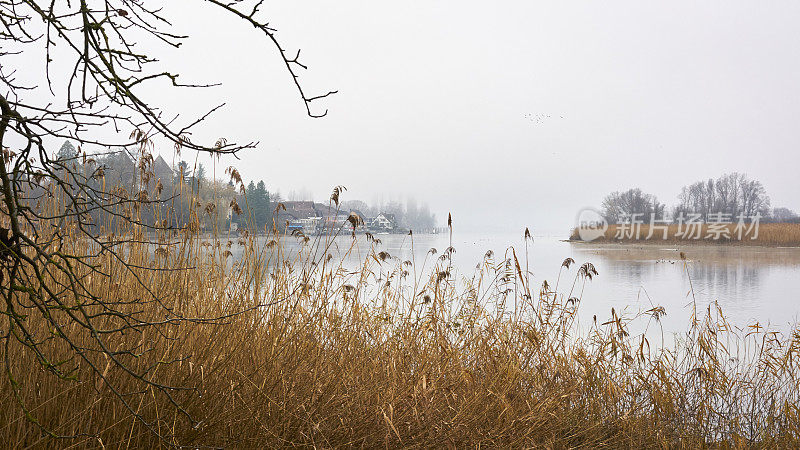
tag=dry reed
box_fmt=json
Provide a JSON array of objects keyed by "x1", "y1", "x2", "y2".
[
  {"x1": 2, "y1": 189, "x2": 800, "y2": 448},
  {"x1": 571, "y1": 223, "x2": 800, "y2": 247}
]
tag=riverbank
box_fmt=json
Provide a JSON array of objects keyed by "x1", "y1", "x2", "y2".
[
  {"x1": 4, "y1": 223, "x2": 800, "y2": 447},
  {"x1": 570, "y1": 222, "x2": 800, "y2": 247}
]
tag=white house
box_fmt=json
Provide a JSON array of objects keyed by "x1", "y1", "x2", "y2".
[{"x1": 371, "y1": 213, "x2": 397, "y2": 231}]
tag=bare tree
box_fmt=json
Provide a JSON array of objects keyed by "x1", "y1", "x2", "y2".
[
  {"x1": 601, "y1": 188, "x2": 665, "y2": 223},
  {"x1": 1, "y1": 0, "x2": 333, "y2": 441},
  {"x1": 740, "y1": 178, "x2": 771, "y2": 218},
  {"x1": 772, "y1": 207, "x2": 799, "y2": 223},
  {"x1": 675, "y1": 173, "x2": 770, "y2": 221}
]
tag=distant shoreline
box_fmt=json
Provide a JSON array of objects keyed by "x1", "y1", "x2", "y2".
[
  {"x1": 568, "y1": 223, "x2": 800, "y2": 248},
  {"x1": 566, "y1": 239, "x2": 800, "y2": 249}
]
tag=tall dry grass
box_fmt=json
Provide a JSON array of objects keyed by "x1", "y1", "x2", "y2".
[
  {"x1": 571, "y1": 222, "x2": 800, "y2": 246},
  {"x1": 2, "y1": 190, "x2": 800, "y2": 448}
]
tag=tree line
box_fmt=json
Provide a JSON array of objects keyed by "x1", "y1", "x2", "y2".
[
  {"x1": 54, "y1": 141, "x2": 437, "y2": 233},
  {"x1": 340, "y1": 198, "x2": 437, "y2": 232},
  {"x1": 600, "y1": 173, "x2": 797, "y2": 223}
]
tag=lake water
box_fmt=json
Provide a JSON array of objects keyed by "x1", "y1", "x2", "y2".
[{"x1": 242, "y1": 231, "x2": 800, "y2": 335}]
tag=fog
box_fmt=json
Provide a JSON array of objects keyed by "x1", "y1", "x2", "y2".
[{"x1": 21, "y1": 1, "x2": 800, "y2": 234}]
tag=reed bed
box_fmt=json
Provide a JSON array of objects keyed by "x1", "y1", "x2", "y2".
[
  {"x1": 571, "y1": 222, "x2": 800, "y2": 247},
  {"x1": 2, "y1": 197, "x2": 800, "y2": 448}
]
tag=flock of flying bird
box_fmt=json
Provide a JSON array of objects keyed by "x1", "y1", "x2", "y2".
[{"x1": 524, "y1": 113, "x2": 565, "y2": 125}]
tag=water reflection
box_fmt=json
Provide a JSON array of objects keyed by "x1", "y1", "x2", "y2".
[
  {"x1": 221, "y1": 232, "x2": 800, "y2": 334},
  {"x1": 570, "y1": 242, "x2": 800, "y2": 333}
]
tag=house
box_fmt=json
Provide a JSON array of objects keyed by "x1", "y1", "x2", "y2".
[
  {"x1": 143, "y1": 155, "x2": 174, "y2": 198},
  {"x1": 346, "y1": 209, "x2": 367, "y2": 232},
  {"x1": 102, "y1": 151, "x2": 136, "y2": 187},
  {"x1": 320, "y1": 210, "x2": 350, "y2": 233},
  {"x1": 286, "y1": 222, "x2": 304, "y2": 234},
  {"x1": 294, "y1": 217, "x2": 322, "y2": 235},
  {"x1": 272, "y1": 201, "x2": 374, "y2": 235},
  {"x1": 100, "y1": 152, "x2": 174, "y2": 195},
  {"x1": 152, "y1": 155, "x2": 173, "y2": 185},
  {"x1": 370, "y1": 213, "x2": 397, "y2": 232},
  {"x1": 276, "y1": 201, "x2": 343, "y2": 234}
]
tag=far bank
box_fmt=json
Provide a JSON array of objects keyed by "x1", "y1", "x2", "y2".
[{"x1": 569, "y1": 222, "x2": 800, "y2": 247}]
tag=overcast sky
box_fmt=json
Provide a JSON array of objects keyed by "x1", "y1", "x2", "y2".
[{"x1": 52, "y1": 1, "x2": 800, "y2": 233}]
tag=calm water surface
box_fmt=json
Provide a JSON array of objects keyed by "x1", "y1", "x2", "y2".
[{"x1": 244, "y1": 231, "x2": 800, "y2": 335}]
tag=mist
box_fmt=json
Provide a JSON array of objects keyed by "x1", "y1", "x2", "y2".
[{"x1": 19, "y1": 0, "x2": 800, "y2": 234}]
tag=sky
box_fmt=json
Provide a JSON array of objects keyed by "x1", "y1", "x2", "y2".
[{"x1": 14, "y1": 0, "x2": 800, "y2": 234}]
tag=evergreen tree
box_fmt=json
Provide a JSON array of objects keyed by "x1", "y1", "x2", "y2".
[
  {"x1": 56, "y1": 140, "x2": 77, "y2": 160},
  {"x1": 176, "y1": 160, "x2": 189, "y2": 185},
  {"x1": 254, "y1": 181, "x2": 271, "y2": 230},
  {"x1": 196, "y1": 163, "x2": 207, "y2": 188}
]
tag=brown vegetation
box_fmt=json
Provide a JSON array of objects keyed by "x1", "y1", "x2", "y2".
[
  {"x1": 2, "y1": 189, "x2": 800, "y2": 447},
  {"x1": 571, "y1": 222, "x2": 800, "y2": 247}
]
